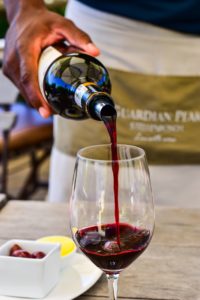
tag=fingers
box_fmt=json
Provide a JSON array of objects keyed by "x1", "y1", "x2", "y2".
[
  {"x1": 39, "y1": 107, "x2": 52, "y2": 118},
  {"x1": 55, "y1": 19, "x2": 100, "y2": 56},
  {"x1": 83, "y1": 42, "x2": 100, "y2": 56}
]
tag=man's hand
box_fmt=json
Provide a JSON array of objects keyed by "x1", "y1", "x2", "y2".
[{"x1": 3, "y1": 2, "x2": 100, "y2": 117}]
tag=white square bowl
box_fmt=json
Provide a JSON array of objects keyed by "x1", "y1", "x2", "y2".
[{"x1": 0, "y1": 239, "x2": 61, "y2": 298}]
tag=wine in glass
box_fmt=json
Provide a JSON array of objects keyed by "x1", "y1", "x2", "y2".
[{"x1": 70, "y1": 144, "x2": 155, "y2": 299}]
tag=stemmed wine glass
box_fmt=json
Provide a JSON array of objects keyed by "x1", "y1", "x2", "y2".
[{"x1": 70, "y1": 144, "x2": 155, "y2": 299}]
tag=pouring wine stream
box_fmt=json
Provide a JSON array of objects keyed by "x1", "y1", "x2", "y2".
[{"x1": 100, "y1": 105, "x2": 121, "y2": 247}]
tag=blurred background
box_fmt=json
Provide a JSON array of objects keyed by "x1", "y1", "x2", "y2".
[
  {"x1": 0, "y1": 0, "x2": 66, "y2": 38},
  {"x1": 0, "y1": 0, "x2": 66, "y2": 201}
]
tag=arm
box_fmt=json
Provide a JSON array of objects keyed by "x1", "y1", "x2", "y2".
[
  {"x1": 3, "y1": 0, "x2": 100, "y2": 117},
  {"x1": 3, "y1": 0, "x2": 46, "y2": 23}
]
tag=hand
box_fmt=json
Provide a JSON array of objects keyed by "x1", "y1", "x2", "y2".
[{"x1": 2, "y1": 6, "x2": 100, "y2": 117}]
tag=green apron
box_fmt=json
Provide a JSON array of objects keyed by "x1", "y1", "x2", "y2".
[{"x1": 54, "y1": 68, "x2": 200, "y2": 164}]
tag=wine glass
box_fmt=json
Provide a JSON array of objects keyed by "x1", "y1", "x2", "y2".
[{"x1": 70, "y1": 144, "x2": 155, "y2": 299}]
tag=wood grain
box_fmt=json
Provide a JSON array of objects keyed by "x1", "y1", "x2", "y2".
[{"x1": 0, "y1": 201, "x2": 199, "y2": 300}]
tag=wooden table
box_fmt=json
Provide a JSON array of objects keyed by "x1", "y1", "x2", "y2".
[{"x1": 0, "y1": 200, "x2": 200, "y2": 300}]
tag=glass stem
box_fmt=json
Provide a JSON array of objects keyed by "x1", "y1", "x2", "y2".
[{"x1": 106, "y1": 273, "x2": 119, "y2": 300}]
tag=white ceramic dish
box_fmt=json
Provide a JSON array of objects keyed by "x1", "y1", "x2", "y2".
[
  {"x1": 0, "y1": 240, "x2": 61, "y2": 299},
  {"x1": 0, "y1": 252, "x2": 102, "y2": 300}
]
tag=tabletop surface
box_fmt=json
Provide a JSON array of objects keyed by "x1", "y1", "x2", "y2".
[{"x1": 0, "y1": 200, "x2": 199, "y2": 300}]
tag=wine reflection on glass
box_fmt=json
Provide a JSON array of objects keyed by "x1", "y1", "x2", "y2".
[{"x1": 70, "y1": 144, "x2": 155, "y2": 299}]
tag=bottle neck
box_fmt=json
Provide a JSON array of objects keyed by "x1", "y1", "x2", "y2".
[
  {"x1": 74, "y1": 82, "x2": 116, "y2": 120},
  {"x1": 89, "y1": 97, "x2": 117, "y2": 120}
]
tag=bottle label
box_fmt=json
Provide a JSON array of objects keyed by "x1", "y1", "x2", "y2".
[
  {"x1": 38, "y1": 46, "x2": 61, "y2": 100},
  {"x1": 75, "y1": 82, "x2": 98, "y2": 107},
  {"x1": 75, "y1": 84, "x2": 89, "y2": 107}
]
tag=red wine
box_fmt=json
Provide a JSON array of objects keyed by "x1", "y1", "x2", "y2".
[
  {"x1": 102, "y1": 113, "x2": 120, "y2": 245},
  {"x1": 75, "y1": 223, "x2": 150, "y2": 273}
]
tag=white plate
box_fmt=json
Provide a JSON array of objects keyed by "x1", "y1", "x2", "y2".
[{"x1": 0, "y1": 253, "x2": 103, "y2": 300}]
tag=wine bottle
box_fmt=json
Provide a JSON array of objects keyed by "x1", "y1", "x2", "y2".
[{"x1": 38, "y1": 43, "x2": 116, "y2": 120}]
